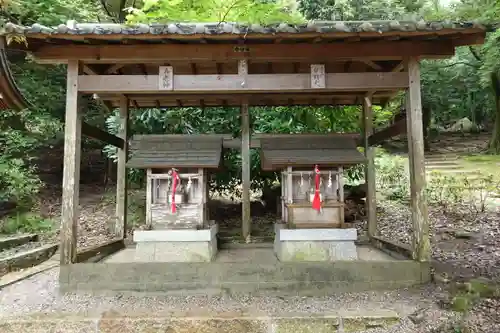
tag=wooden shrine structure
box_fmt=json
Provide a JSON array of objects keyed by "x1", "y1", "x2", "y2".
[
  {"x1": 0, "y1": 20, "x2": 487, "y2": 292},
  {"x1": 127, "y1": 134, "x2": 223, "y2": 230},
  {"x1": 260, "y1": 135, "x2": 365, "y2": 228}
]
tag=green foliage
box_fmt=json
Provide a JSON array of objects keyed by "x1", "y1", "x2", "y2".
[
  {"x1": 421, "y1": 53, "x2": 493, "y2": 128},
  {"x1": 374, "y1": 149, "x2": 409, "y2": 201},
  {"x1": 426, "y1": 171, "x2": 500, "y2": 214},
  {"x1": 0, "y1": 0, "x2": 105, "y2": 26},
  {"x1": 426, "y1": 171, "x2": 467, "y2": 211},
  {"x1": 126, "y1": 0, "x2": 304, "y2": 24},
  {"x1": 0, "y1": 212, "x2": 54, "y2": 234},
  {"x1": 297, "y1": 0, "x2": 424, "y2": 20},
  {"x1": 0, "y1": 157, "x2": 41, "y2": 207}
]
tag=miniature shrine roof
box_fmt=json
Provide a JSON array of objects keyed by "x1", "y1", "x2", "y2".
[
  {"x1": 260, "y1": 134, "x2": 365, "y2": 170},
  {"x1": 127, "y1": 134, "x2": 223, "y2": 169}
]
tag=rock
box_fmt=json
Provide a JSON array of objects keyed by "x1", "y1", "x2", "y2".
[
  {"x1": 408, "y1": 307, "x2": 428, "y2": 324},
  {"x1": 446, "y1": 117, "x2": 475, "y2": 133},
  {"x1": 433, "y1": 273, "x2": 450, "y2": 284},
  {"x1": 453, "y1": 230, "x2": 475, "y2": 239},
  {"x1": 344, "y1": 183, "x2": 367, "y2": 202}
]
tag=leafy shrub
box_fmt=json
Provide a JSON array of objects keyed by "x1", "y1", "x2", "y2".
[
  {"x1": 427, "y1": 171, "x2": 499, "y2": 214},
  {"x1": 462, "y1": 172, "x2": 499, "y2": 214},
  {"x1": 375, "y1": 150, "x2": 409, "y2": 201},
  {"x1": 426, "y1": 171, "x2": 467, "y2": 211},
  {"x1": 0, "y1": 156, "x2": 42, "y2": 209},
  {"x1": 0, "y1": 213, "x2": 54, "y2": 234}
]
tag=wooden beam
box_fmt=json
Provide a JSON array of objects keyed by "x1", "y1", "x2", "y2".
[
  {"x1": 451, "y1": 32, "x2": 485, "y2": 47},
  {"x1": 368, "y1": 118, "x2": 407, "y2": 146},
  {"x1": 115, "y1": 96, "x2": 129, "y2": 239},
  {"x1": 81, "y1": 123, "x2": 124, "y2": 148},
  {"x1": 240, "y1": 59, "x2": 251, "y2": 243},
  {"x1": 60, "y1": 60, "x2": 81, "y2": 265},
  {"x1": 78, "y1": 72, "x2": 409, "y2": 94},
  {"x1": 360, "y1": 60, "x2": 383, "y2": 71},
  {"x1": 75, "y1": 239, "x2": 125, "y2": 263},
  {"x1": 33, "y1": 41, "x2": 456, "y2": 64},
  {"x1": 406, "y1": 58, "x2": 430, "y2": 263},
  {"x1": 363, "y1": 95, "x2": 377, "y2": 239},
  {"x1": 391, "y1": 62, "x2": 405, "y2": 72}
]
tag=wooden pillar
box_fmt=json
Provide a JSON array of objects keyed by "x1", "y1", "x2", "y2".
[
  {"x1": 115, "y1": 96, "x2": 129, "y2": 238},
  {"x1": 60, "y1": 60, "x2": 82, "y2": 265},
  {"x1": 239, "y1": 59, "x2": 251, "y2": 242},
  {"x1": 406, "y1": 58, "x2": 430, "y2": 262},
  {"x1": 241, "y1": 102, "x2": 251, "y2": 242},
  {"x1": 363, "y1": 95, "x2": 377, "y2": 238},
  {"x1": 146, "y1": 168, "x2": 152, "y2": 229}
]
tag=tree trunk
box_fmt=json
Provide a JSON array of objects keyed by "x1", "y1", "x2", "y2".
[{"x1": 489, "y1": 72, "x2": 500, "y2": 153}]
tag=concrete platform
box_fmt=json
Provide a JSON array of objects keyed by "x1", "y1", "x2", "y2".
[
  {"x1": 274, "y1": 226, "x2": 359, "y2": 261},
  {"x1": 133, "y1": 224, "x2": 218, "y2": 262},
  {"x1": 59, "y1": 246, "x2": 430, "y2": 295},
  {"x1": 106, "y1": 245, "x2": 394, "y2": 264}
]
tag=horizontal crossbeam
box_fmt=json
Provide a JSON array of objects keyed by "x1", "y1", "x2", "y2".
[
  {"x1": 33, "y1": 41, "x2": 456, "y2": 64},
  {"x1": 367, "y1": 118, "x2": 407, "y2": 146},
  {"x1": 78, "y1": 72, "x2": 409, "y2": 94}
]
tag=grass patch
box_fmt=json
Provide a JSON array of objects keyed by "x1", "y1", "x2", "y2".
[
  {"x1": 463, "y1": 154, "x2": 500, "y2": 163},
  {"x1": 0, "y1": 213, "x2": 54, "y2": 234}
]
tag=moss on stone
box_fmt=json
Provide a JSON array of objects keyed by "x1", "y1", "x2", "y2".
[
  {"x1": 274, "y1": 318, "x2": 339, "y2": 333},
  {"x1": 343, "y1": 317, "x2": 399, "y2": 332}
]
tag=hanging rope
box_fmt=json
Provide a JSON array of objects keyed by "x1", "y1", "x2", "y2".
[
  {"x1": 312, "y1": 165, "x2": 322, "y2": 212},
  {"x1": 171, "y1": 168, "x2": 179, "y2": 213}
]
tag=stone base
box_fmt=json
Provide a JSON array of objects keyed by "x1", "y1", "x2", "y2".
[
  {"x1": 274, "y1": 224, "x2": 358, "y2": 261},
  {"x1": 133, "y1": 224, "x2": 218, "y2": 262}
]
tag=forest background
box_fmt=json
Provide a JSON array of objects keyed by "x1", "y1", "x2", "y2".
[{"x1": 0, "y1": 0, "x2": 499, "y2": 209}]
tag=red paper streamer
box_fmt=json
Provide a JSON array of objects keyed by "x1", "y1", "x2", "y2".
[
  {"x1": 312, "y1": 165, "x2": 321, "y2": 212},
  {"x1": 171, "y1": 169, "x2": 179, "y2": 213}
]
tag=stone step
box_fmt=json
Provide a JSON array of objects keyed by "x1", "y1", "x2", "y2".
[
  {"x1": 424, "y1": 155, "x2": 459, "y2": 161},
  {"x1": 0, "y1": 243, "x2": 58, "y2": 276},
  {"x1": 0, "y1": 309, "x2": 401, "y2": 333},
  {"x1": 425, "y1": 165, "x2": 462, "y2": 170},
  {"x1": 0, "y1": 234, "x2": 38, "y2": 251},
  {"x1": 425, "y1": 169, "x2": 480, "y2": 175},
  {"x1": 0, "y1": 253, "x2": 58, "y2": 289},
  {"x1": 424, "y1": 160, "x2": 461, "y2": 166}
]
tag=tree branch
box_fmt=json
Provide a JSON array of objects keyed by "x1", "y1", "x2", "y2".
[
  {"x1": 434, "y1": 61, "x2": 481, "y2": 69},
  {"x1": 98, "y1": 0, "x2": 116, "y2": 22},
  {"x1": 469, "y1": 46, "x2": 482, "y2": 62}
]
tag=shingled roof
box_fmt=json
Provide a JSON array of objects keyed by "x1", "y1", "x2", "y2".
[
  {"x1": 260, "y1": 134, "x2": 365, "y2": 170},
  {"x1": 2, "y1": 20, "x2": 487, "y2": 47},
  {"x1": 127, "y1": 135, "x2": 224, "y2": 169}
]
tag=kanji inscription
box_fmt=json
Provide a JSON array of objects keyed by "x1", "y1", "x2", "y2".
[
  {"x1": 158, "y1": 66, "x2": 174, "y2": 90},
  {"x1": 311, "y1": 64, "x2": 325, "y2": 89}
]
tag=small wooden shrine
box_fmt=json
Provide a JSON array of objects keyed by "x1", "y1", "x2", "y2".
[
  {"x1": 260, "y1": 135, "x2": 365, "y2": 229},
  {"x1": 127, "y1": 135, "x2": 223, "y2": 230}
]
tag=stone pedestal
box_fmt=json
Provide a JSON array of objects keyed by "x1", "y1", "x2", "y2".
[
  {"x1": 133, "y1": 224, "x2": 218, "y2": 262},
  {"x1": 274, "y1": 224, "x2": 358, "y2": 261}
]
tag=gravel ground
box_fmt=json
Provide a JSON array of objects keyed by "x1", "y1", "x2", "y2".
[
  {"x1": 377, "y1": 201, "x2": 500, "y2": 280},
  {"x1": 0, "y1": 267, "x2": 456, "y2": 333}
]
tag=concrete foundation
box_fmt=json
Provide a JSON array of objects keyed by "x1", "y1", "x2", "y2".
[
  {"x1": 60, "y1": 247, "x2": 431, "y2": 295},
  {"x1": 133, "y1": 224, "x2": 218, "y2": 262},
  {"x1": 274, "y1": 224, "x2": 358, "y2": 261}
]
